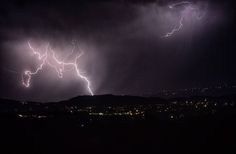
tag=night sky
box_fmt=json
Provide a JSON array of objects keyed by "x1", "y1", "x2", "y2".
[{"x1": 0, "y1": 0, "x2": 235, "y2": 101}]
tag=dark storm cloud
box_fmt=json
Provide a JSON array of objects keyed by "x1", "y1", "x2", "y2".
[{"x1": 0, "y1": 0, "x2": 235, "y2": 101}]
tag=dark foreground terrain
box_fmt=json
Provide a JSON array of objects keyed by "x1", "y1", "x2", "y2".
[{"x1": 0, "y1": 95, "x2": 236, "y2": 154}]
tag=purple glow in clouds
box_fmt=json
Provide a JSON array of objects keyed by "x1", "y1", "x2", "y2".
[
  {"x1": 22, "y1": 41, "x2": 94, "y2": 96},
  {"x1": 163, "y1": 1, "x2": 206, "y2": 38}
]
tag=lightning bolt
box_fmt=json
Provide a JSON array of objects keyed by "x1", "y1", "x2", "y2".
[
  {"x1": 164, "y1": 16, "x2": 184, "y2": 38},
  {"x1": 22, "y1": 41, "x2": 94, "y2": 96},
  {"x1": 168, "y1": 1, "x2": 192, "y2": 9},
  {"x1": 163, "y1": 1, "x2": 204, "y2": 38}
]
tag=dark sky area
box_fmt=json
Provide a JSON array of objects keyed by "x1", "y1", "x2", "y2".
[{"x1": 0, "y1": 0, "x2": 235, "y2": 101}]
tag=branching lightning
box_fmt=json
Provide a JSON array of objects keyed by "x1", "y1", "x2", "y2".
[
  {"x1": 22, "y1": 41, "x2": 94, "y2": 96},
  {"x1": 163, "y1": 1, "x2": 205, "y2": 38}
]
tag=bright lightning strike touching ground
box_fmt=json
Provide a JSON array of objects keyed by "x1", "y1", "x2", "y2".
[{"x1": 22, "y1": 41, "x2": 94, "y2": 96}]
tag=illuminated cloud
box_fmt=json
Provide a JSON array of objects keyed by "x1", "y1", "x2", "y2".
[
  {"x1": 0, "y1": 0, "x2": 229, "y2": 101},
  {"x1": 22, "y1": 41, "x2": 93, "y2": 96}
]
